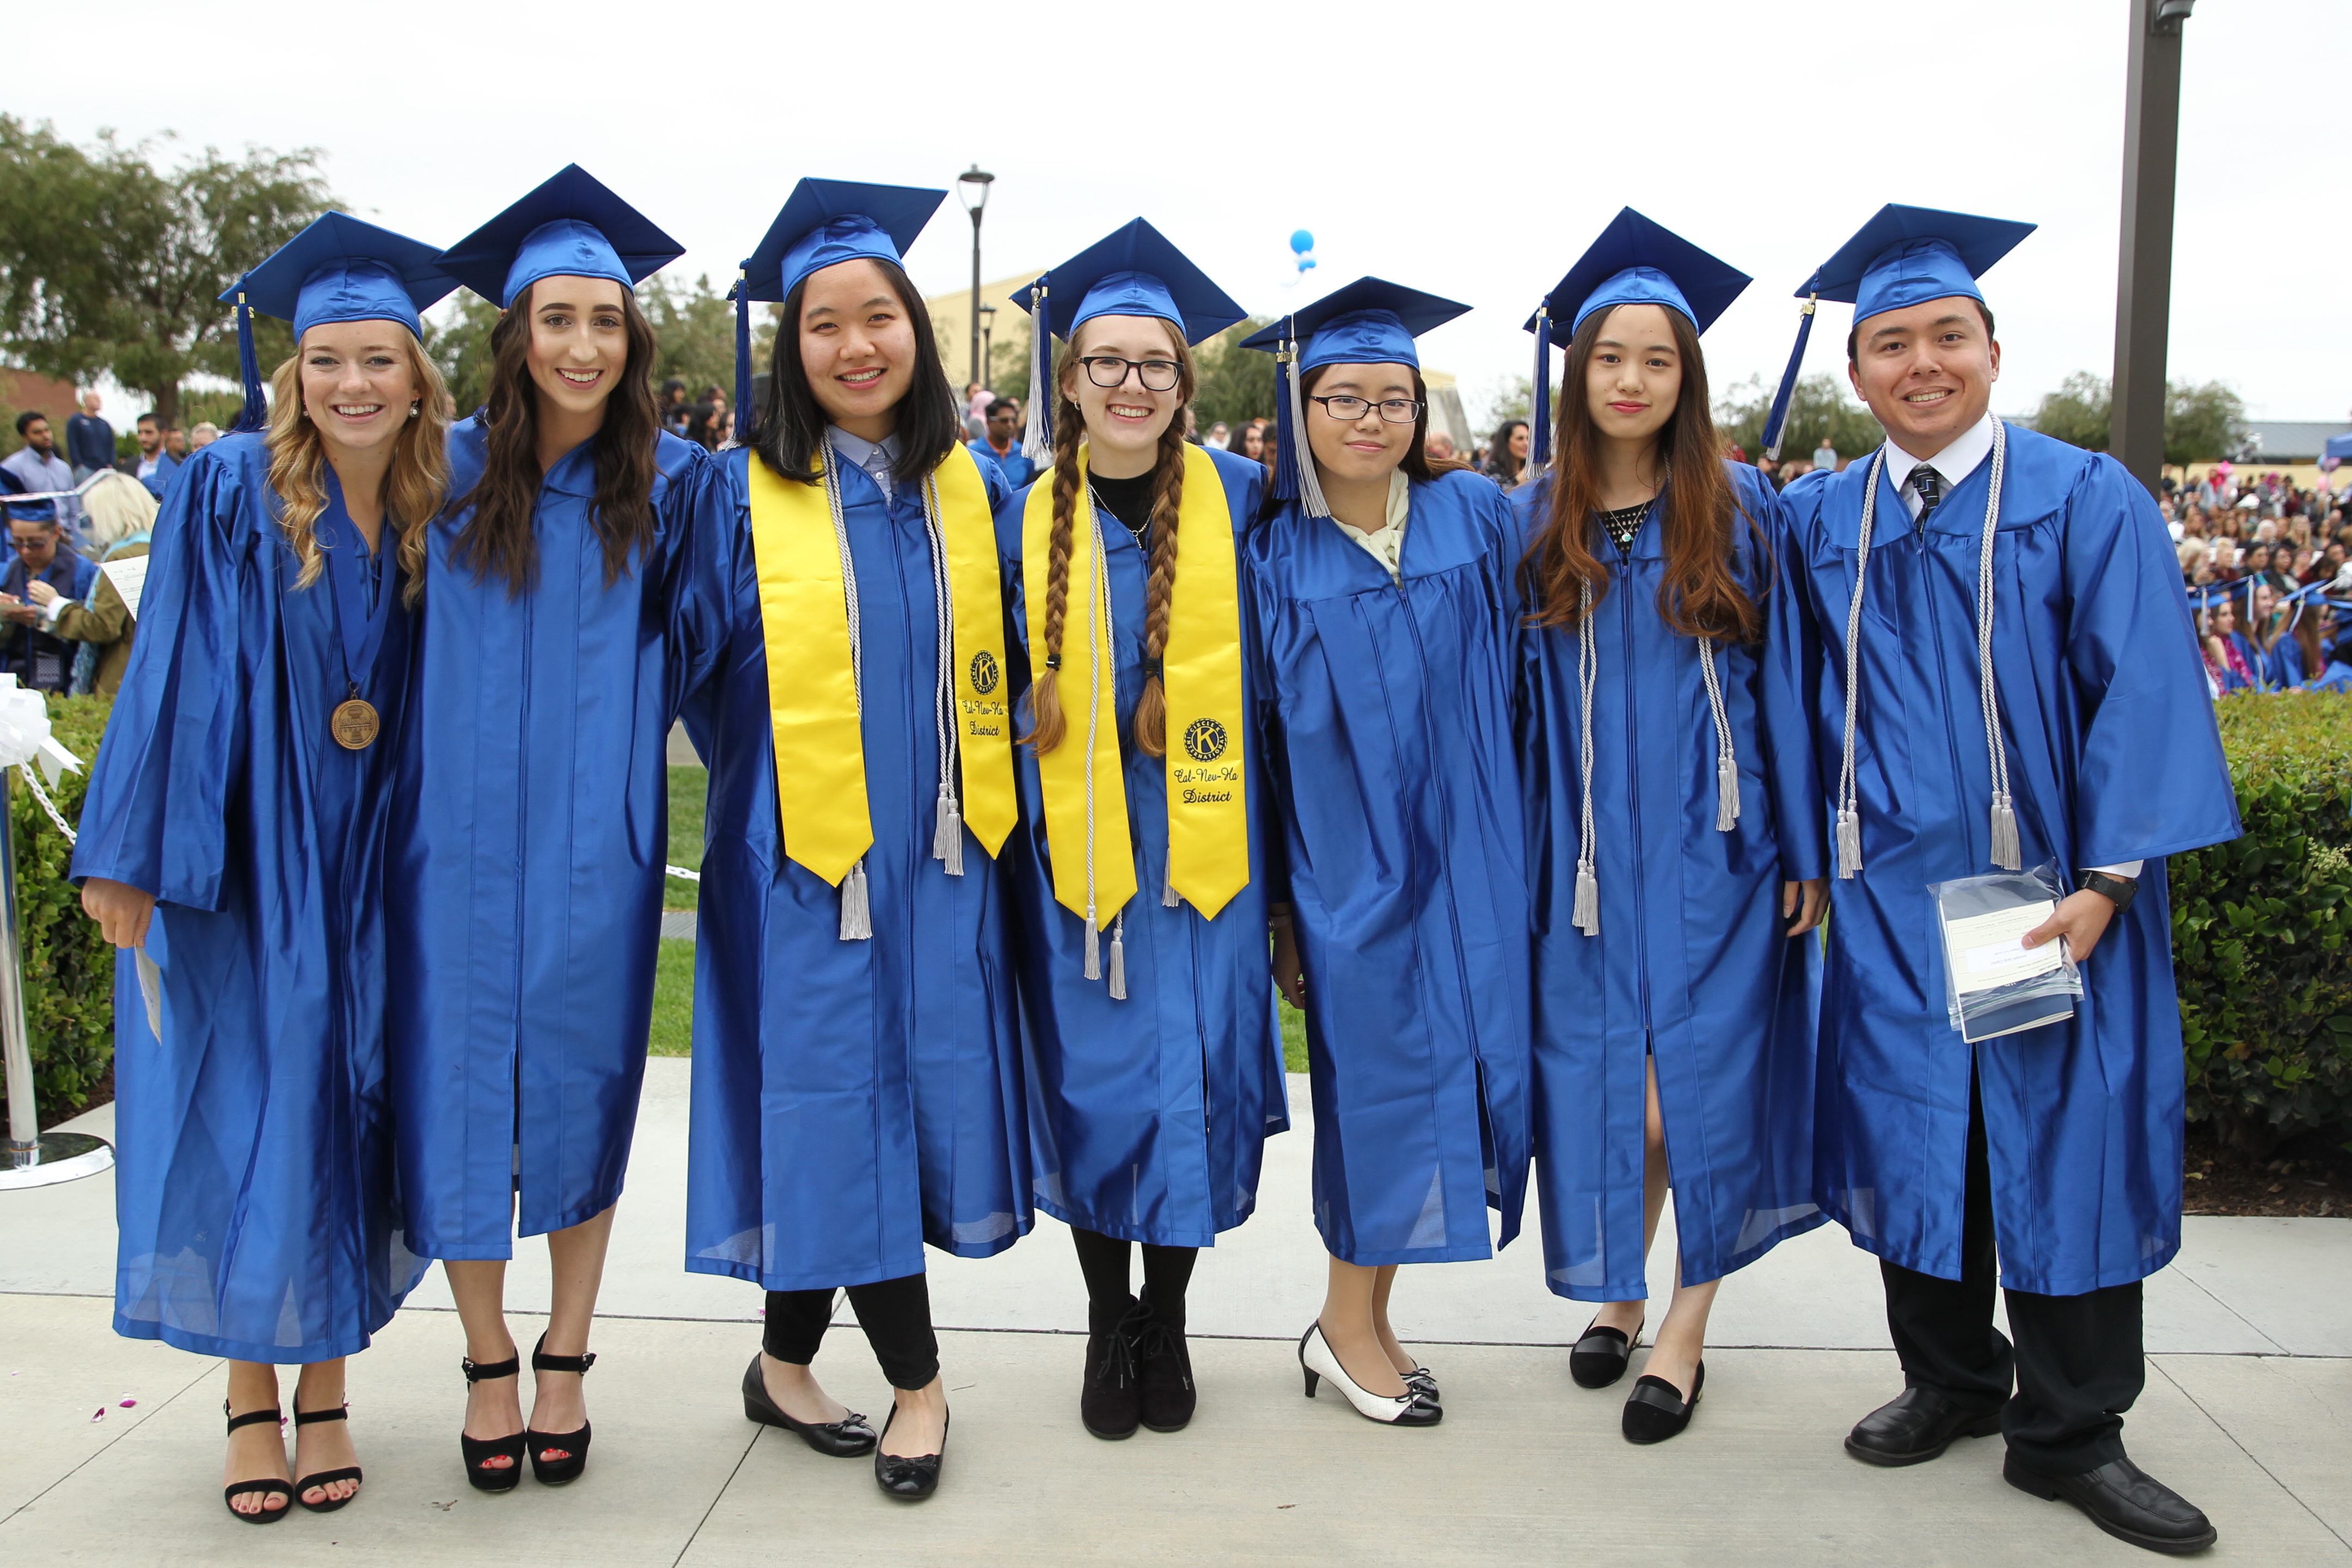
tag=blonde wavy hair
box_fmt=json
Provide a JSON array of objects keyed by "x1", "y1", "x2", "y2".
[
  {"x1": 265, "y1": 327, "x2": 451, "y2": 605},
  {"x1": 79, "y1": 470, "x2": 159, "y2": 551}
]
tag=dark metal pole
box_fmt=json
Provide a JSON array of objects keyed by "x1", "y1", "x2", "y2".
[
  {"x1": 969, "y1": 205, "x2": 984, "y2": 393},
  {"x1": 2111, "y1": 0, "x2": 2193, "y2": 496}
]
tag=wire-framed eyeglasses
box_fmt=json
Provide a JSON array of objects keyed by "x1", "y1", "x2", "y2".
[
  {"x1": 1309, "y1": 394, "x2": 1424, "y2": 424},
  {"x1": 1076, "y1": 356, "x2": 1182, "y2": 392}
]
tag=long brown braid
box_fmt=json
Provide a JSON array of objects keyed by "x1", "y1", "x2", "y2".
[{"x1": 1021, "y1": 321, "x2": 1199, "y2": 757}]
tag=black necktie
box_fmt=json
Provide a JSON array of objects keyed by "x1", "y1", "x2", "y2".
[{"x1": 1911, "y1": 464, "x2": 1944, "y2": 518}]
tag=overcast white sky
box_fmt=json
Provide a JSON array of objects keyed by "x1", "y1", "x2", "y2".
[{"x1": 15, "y1": 0, "x2": 2344, "y2": 430}]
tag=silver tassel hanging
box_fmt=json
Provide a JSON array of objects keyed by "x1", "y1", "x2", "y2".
[
  {"x1": 839, "y1": 860, "x2": 872, "y2": 940},
  {"x1": 1162, "y1": 866, "x2": 1179, "y2": 908},
  {"x1": 933, "y1": 785, "x2": 964, "y2": 876},
  {"x1": 1083, "y1": 908, "x2": 1101, "y2": 980},
  {"x1": 1836, "y1": 808, "x2": 1863, "y2": 879},
  {"x1": 1716, "y1": 756, "x2": 1741, "y2": 832},
  {"x1": 1989, "y1": 794, "x2": 2022, "y2": 872},
  {"x1": 1284, "y1": 349, "x2": 1333, "y2": 519},
  {"x1": 1107, "y1": 916, "x2": 1127, "y2": 1001},
  {"x1": 1572, "y1": 865, "x2": 1600, "y2": 936}
]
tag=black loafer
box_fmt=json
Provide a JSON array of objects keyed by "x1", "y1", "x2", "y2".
[
  {"x1": 1622, "y1": 1360, "x2": 1703, "y2": 1444},
  {"x1": 1569, "y1": 1318, "x2": 1643, "y2": 1390},
  {"x1": 739, "y1": 1355, "x2": 876, "y2": 1457},
  {"x1": 873, "y1": 1406, "x2": 947, "y2": 1502},
  {"x1": 2005, "y1": 1453, "x2": 2218, "y2": 1555},
  {"x1": 1845, "y1": 1386, "x2": 2004, "y2": 1467}
]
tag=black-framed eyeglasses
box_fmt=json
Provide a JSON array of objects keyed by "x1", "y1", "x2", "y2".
[
  {"x1": 1077, "y1": 355, "x2": 1181, "y2": 392},
  {"x1": 1309, "y1": 394, "x2": 1424, "y2": 424}
]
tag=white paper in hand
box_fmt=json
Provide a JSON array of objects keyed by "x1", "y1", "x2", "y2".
[
  {"x1": 101, "y1": 555, "x2": 150, "y2": 621},
  {"x1": 134, "y1": 948, "x2": 162, "y2": 1038},
  {"x1": 1942, "y1": 901, "x2": 2063, "y2": 998}
]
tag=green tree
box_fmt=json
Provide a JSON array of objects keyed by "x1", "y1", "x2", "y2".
[
  {"x1": 0, "y1": 117, "x2": 332, "y2": 430},
  {"x1": 425, "y1": 291, "x2": 500, "y2": 418},
  {"x1": 1715, "y1": 372, "x2": 1885, "y2": 464},
  {"x1": 641, "y1": 272, "x2": 746, "y2": 404},
  {"x1": 2030, "y1": 371, "x2": 2112, "y2": 451},
  {"x1": 1190, "y1": 317, "x2": 1278, "y2": 431}
]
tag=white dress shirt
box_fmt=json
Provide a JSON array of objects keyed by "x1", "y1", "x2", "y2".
[{"x1": 1330, "y1": 469, "x2": 1411, "y2": 583}]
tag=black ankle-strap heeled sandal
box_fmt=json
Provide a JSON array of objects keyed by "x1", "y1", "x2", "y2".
[
  {"x1": 221, "y1": 1402, "x2": 295, "y2": 1524},
  {"x1": 291, "y1": 1402, "x2": 363, "y2": 1512},
  {"x1": 524, "y1": 1331, "x2": 597, "y2": 1486},
  {"x1": 458, "y1": 1351, "x2": 527, "y2": 1493}
]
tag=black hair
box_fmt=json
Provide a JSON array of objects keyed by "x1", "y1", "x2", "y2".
[
  {"x1": 986, "y1": 396, "x2": 1019, "y2": 419},
  {"x1": 1846, "y1": 298, "x2": 1995, "y2": 364},
  {"x1": 661, "y1": 378, "x2": 687, "y2": 400},
  {"x1": 13, "y1": 411, "x2": 43, "y2": 437},
  {"x1": 136, "y1": 412, "x2": 158, "y2": 428},
  {"x1": 748, "y1": 257, "x2": 961, "y2": 490}
]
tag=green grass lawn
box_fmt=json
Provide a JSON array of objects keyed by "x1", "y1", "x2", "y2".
[{"x1": 652, "y1": 761, "x2": 1309, "y2": 1071}]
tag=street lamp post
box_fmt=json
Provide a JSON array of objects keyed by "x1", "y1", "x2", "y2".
[
  {"x1": 957, "y1": 166, "x2": 996, "y2": 396},
  {"x1": 978, "y1": 304, "x2": 997, "y2": 396},
  {"x1": 2111, "y1": 0, "x2": 2194, "y2": 497}
]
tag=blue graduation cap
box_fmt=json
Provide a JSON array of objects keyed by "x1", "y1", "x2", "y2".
[
  {"x1": 1012, "y1": 219, "x2": 1246, "y2": 460},
  {"x1": 1522, "y1": 209, "x2": 1750, "y2": 469},
  {"x1": 1760, "y1": 204, "x2": 2036, "y2": 458},
  {"x1": 732, "y1": 179, "x2": 947, "y2": 439},
  {"x1": 1238, "y1": 276, "x2": 1471, "y2": 516},
  {"x1": 437, "y1": 164, "x2": 684, "y2": 309},
  {"x1": 217, "y1": 211, "x2": 454, "y2": 434}
]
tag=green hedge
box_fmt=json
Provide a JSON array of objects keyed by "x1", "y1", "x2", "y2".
[
  {"x1": 2172, "y1": 694, "x2": 2352, "y2": 1155},
  {"x1": 2, "y1": 694, "x2": 117, "y2": 1126}
]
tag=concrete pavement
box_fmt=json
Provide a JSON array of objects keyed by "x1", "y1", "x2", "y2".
[{"x1": 5, "y1": 1061, "x2": 2348, "y2": 1565}]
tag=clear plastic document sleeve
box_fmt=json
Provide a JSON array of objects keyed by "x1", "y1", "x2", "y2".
[{"x1": 1930, "y1": 861, "x2": 2082, "y2": 1043}]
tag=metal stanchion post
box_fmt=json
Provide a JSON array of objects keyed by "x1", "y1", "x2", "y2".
[{"x1": 1, "y1": 768, "x2": 114, "y2": 1190}]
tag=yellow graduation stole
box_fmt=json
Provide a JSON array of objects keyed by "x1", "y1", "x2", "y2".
[
  {"x1": 748, "y1": 443, "x2": 1015, "y2": 902},
  {"x1": 1021, "y1": 442, "x2": 1250, "y2": 938}
]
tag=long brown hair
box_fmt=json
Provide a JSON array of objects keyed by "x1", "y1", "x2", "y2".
[
  {"x1": 1522, "y1": 303, "x2": 1763, "y2": 642},
  {"x1": 265, "y1": 332, "x2": 452, "y2": 607},
  {"x1": 449, "y1": 279, "x2": 662, "y2": 596},
  {"x1": 1021, "y1": 318, "x2": 1198, "y2": 760}
]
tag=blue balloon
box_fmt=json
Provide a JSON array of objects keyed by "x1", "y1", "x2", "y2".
[
  {"x1": 1289, "y1": 229, "x2": 1314, "y2": 255},
  {"x1": 1297, "y1": 256, "x2": 1317, "y2": 272}
]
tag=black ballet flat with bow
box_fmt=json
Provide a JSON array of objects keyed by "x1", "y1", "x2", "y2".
[
  {"x1": 873, "y1": 1405, "x2": 949, "y2": 1501},
  {"x1": 739, "y1": 1353, "x2": 877, "y2": 1456}
]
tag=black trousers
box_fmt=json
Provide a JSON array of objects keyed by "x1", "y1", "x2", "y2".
[
  {"x1": 762, "y1": 1273, "x2": 939, "y2": 1392},
  {"x1": 1879, "y1": 1071, "x2": 2143, "y2": 1475}
]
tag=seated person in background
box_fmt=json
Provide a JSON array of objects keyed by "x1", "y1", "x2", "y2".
[
  {"x1": 0, "y1": 510, "x2": 97, "y2": 693},
  {"x1": 34, "y1": 470, "x2": 156, "y2": 695}
]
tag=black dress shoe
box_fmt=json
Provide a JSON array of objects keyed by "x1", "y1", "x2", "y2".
[
  {"x1": 739, "y1": 1355, "x2": 876, "y2": 1457},
  {"x1": 1134, "y1": 1308, "x2": 1197, "y2": 1434},
  {"x1": 1622, "y1": 1360, "x2": 1703, "y2": 1444},
  {"x1": 1569, "y1": 1317, "x2": 1643, "y2": 1390},
  {"x1": 2004, "y1": 1453, "x2": 2218, "y2": 1555},
  {"x1": 1844, "y1": 1386, "x2": 2004, "y2": 1467},
  {"x1": 1080, "y1": 1298, "x2": 1145, "y2": 1440},
  {"x1": 873, "y1": 1406, "x2": 947, "y2": 1502}
]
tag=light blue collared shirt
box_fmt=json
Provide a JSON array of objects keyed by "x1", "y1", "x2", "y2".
[{"x1": 828, "y1": 426, "x2": 904, "y2": 506}]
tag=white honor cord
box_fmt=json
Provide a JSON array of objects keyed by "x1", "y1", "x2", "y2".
[
  {"x1": 821, "y1": 458, "x2": 872, "y2": 939},
  {"x1": 921, "y1": 474, "x2": 964, "y2": 877},
  {"x1": 1572, "y1": 579, "x2": 1600, "y2": 935},
  {"x1": 1835, "y1": 418, "x2": 2016, "y2": 880},
  {"x1": 1697, "y1": 635, "x2": 1740, "y2": 833}
]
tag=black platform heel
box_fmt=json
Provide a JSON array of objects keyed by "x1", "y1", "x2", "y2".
[
  {"x1": 291, "y1": 1402, "x2": 362, "y2": 1512},
  {"x1": 525, "y1": 1332, "x2": 597, "y2": 1485},
  {"x1": 220, "y1": 1402, "x2": 294, "y2": 1524},
  {"x1": 459, "y1": 1351, "x2": 527, "y2": 1493}
]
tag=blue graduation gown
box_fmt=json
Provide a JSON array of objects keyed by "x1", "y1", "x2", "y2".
[
  {"x1": 994, "y1": 448, "x2": 1287, "y2": 1248},
  {"x1": 968, "y1": 438, "x2": 1035, "y2": 491},
  {"x1": 1242, "y1": 468, "x2": 1533, "y2": 1266},
  {"x1": 387, "y1": 422, "x2": 712, "y2": 1257},
  {"x1": 72, "y1": 433, "x2": 423, "y2": 1361},
  {"x1": 1517, "y1": 463, "x2": 1826, "y2": 1302},
  {"x1": 1779, "y1": 424, "x2": 2241, "y2": 1296},
  {"x1": 680, "y1": 448, "x2": 1030, "y2": 1291}
]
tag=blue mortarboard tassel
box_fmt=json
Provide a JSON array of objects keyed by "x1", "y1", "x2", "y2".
[
  {"x1": 1022, "y1": 277, "x2": 1053, "y2": 462},
  {"x1": 733, "y1": 268, "x2": 752, "y2": 446},
  {"x1": 1529, "y1": 307, "x2": 1552, "y2": 471},
  {"x1": 230, "y1": 289, "x2": 267, "y2": 434},
  {"x1": 1269, "y1": 341, "x2": 1298, "y2": 504},
  {"x1": 1761, "y1": 289, "x2": 1818, "y2": 461}
]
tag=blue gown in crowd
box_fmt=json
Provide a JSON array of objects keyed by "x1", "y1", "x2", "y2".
[
  {"x1": 969, "y1": 437, "x2": 1034, "y2": 491},
  {"x1": 74, "y1": 436, "x2": 424, "y2": 1360},
  {"x1": 387, "y1": 420, "x2": 712, "y2": 1257},
  {"x1": 995, "y1": 447, "x2": 1287, "y2": 1249},
  {"x1": 679, "y1": 445, "x2": 1031, "y2": 1291},
  {"x1": 1779, "y1": 422, "x2": 2241, "y2": 1296},
  {"x1": 1517, "y1": 463, "x2": 1826, "y2": 1302},
  {"x1": 1243, "y1": 468, "x2": 1533, "y2": 1266}
]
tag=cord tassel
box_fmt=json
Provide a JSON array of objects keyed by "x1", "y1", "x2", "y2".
[
  {"x1": 1761, "y1": 293, "x2": 1818, "y2": 461},
  {"x1": 1716, "y1": 755, "x2": 1741, "y2": 832},
  {"x1": 1836, "y1": 808, "x2": 1863, "y2": 879},
  {"x1": 1107, "y1": 916, "x2": 1127, "y2": 1001},
  {"x1": 1162, "y1": 865, "x2": 1179, "y2": 908},
  {"x1": 838, "y1": 860, "x2": 872, "y2": 941},
  {"x1": 1529, "y1": 309, "x2": 1553, "y2": 472},
  {"x1": 933, "y1": 785, "x2": 964, "y2": 876},
  {"x1": 229, "y1": 293, "x2": 266, "y2": 434},
  {"x1": 1083, "y1": 909, "x2": 1101, "y2": 981},
  {"x1": 731, "y1": 270, "x2": 753, "y2": 445},
  {"x1": 1989, "y1": 795, "x2": 2022, "y2": 872},
  {"x1": 1280, "y1": 341, "x2": 1331, "y2": 518},
  {"x1": 1022, "y1": 278, "x2": 1052, "y2": 461},
  {"x1": 1572, "y1": 865, "x2": 1600, "y2": 936}
]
